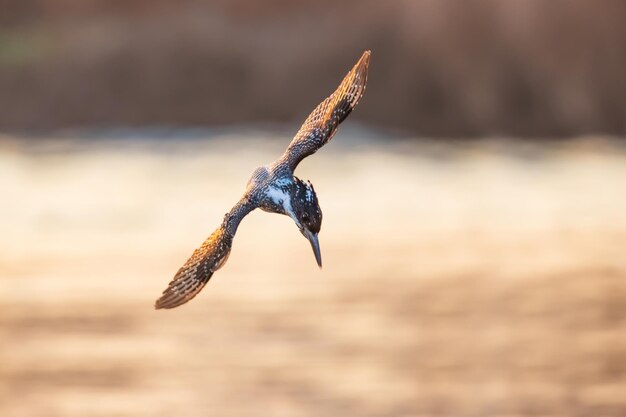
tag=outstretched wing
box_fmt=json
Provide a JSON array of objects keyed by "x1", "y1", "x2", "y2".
[
  {"x1": 155, "y1": 198, "x2": 254, "y2": 309},
  {"x1": 155, "y1": 227, "x2": 232, "y2": 309},
  {"x1": 281, "y1": 50, "x2": 370, "y2": 171}
]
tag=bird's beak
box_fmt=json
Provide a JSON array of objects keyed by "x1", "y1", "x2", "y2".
[{"x1": 303, "y1": 229, "x2": 322, "y2": 268}]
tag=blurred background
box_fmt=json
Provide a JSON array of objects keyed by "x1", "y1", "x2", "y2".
[
  {"x1": 1, "y1": 1, "x2": 625, "y2": 416},
  {"x1": 1, "y1": 0, "x2": 626, "y2": 136}
]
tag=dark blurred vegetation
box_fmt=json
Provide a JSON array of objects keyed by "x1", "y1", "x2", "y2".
[{"x1": 0, "y1": 0, "x2": 625, "y2": 136}]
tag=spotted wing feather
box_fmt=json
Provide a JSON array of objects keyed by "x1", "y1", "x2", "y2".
[
  {"x1": 155, "y1": 226, "x2": 233, "y2": 309},
  {"x1": 282, "y1": 50, "x2": 370, "y2": 170}
]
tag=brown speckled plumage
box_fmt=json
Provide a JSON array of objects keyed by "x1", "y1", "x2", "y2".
[
  {"x1": 280, "y1": 50, "x2": 370, "y2": 171},
  {"x1": 155, "y1": 51, "x2": 370, "y2": 309}
]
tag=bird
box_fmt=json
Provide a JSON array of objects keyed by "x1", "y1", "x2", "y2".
[{"x1": 155, "y1": 50, "x2": 370, "y2": 309}]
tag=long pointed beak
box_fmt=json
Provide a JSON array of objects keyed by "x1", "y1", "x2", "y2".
[{"x1": 303, "y1": 229, "x2": 322, "y2": 268}]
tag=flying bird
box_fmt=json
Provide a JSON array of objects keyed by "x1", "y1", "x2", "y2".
[{"x1": 155, "y1": 50, "x2": 370, "y2": 309}]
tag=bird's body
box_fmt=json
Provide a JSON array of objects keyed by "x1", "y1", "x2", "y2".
[{"x1": 156, "y1": 51, "x2": 370, "y2": 309}]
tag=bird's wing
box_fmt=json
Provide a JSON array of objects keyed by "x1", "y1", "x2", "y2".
[
  {"x1": 154, "y1": 227, "x2": 231, "y2": 309},
  {"x1": 155, "y1": 198, "x2": 253, "y2": 309},
  {"x1": 281, "y1": 50, "x2": 370, "y2": 171}
]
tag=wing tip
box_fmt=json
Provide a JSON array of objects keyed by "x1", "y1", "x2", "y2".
[
  {"x1": 154, "y1": 268, "x2": 216, "y2": 310},
  {"x1": 356, "y1": 50, "x2": 371, "y2": 73},
  {"x1": 154, "y1": 292, "x2": 183, "y2": 310},
  {"x1": 348, "y1": 50, "x2": 370, "y2": 97},
  {"x1": 154, "y1": 296, "x2": 170, "y2": 309}
]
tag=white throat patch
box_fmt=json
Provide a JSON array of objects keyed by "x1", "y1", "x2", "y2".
[{"x1": 265, "y1": 186, "x2": 296, "y2": 220}]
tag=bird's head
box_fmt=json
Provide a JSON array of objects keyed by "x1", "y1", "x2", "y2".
[{"x1": 289, "y1": 178, "x2": 323, "y2": 267}]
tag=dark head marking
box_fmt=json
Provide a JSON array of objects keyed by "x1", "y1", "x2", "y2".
[
  {"x1": 289, "y1": 177, "x2": 323, "y2": 267},
  {"x1": 291, "y1": 178, "x2": 322, "y2": 233}
]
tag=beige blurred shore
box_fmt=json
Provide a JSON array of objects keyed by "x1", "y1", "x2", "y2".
[{"x1": 1, "y1": 133, "x2": 625, "y2": 417}]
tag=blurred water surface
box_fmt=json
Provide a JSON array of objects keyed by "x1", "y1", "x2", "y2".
[{"x1": 1, "y1": 132, "x2": 625, "y2": 417}]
